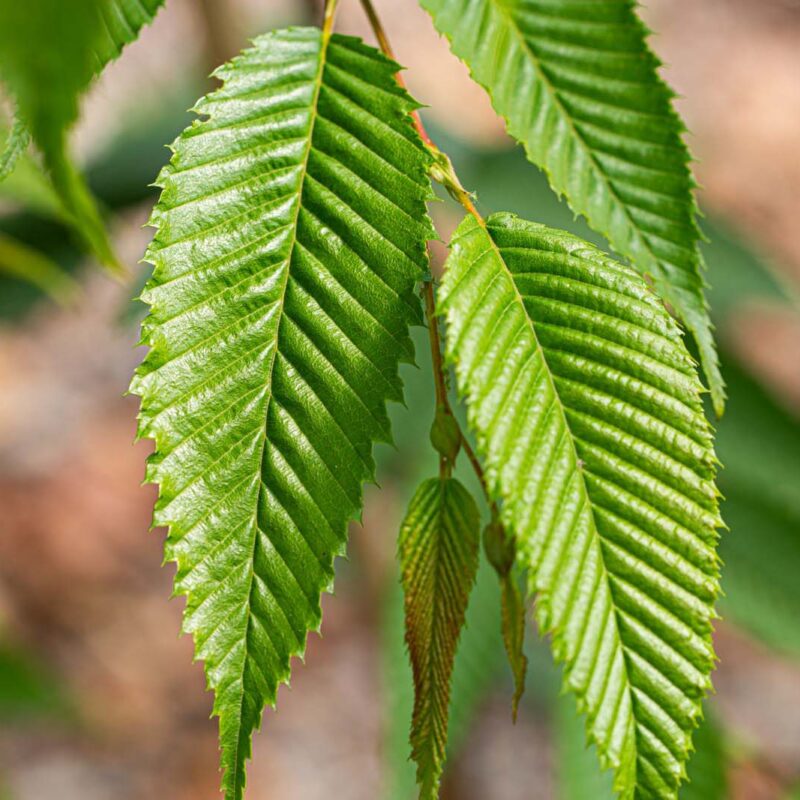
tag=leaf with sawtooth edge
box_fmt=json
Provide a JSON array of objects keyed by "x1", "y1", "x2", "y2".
[
  {"x1": 439, "y1": 211, "x2": 721, "y2": 799},
  {"x1": 420, "y1": 0, "x2": 725, "y2": 415},
  {"x1": 399, "y1": 477, "x2": 480, "y2": 799},
  {"x1": 130, "y1": 26, "x2": 434, "y2": 800}
]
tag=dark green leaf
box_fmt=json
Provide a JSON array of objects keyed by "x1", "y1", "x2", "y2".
[{"x1": 131, "y1": 27, "x2": 434, "y2": 800}]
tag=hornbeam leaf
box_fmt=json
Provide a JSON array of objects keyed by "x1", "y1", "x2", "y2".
[
  {"x1": 421, "y1": 0, "x2": 724, "y2": 415},
  {"x1": 130, "y1": 28, "x2": 434, "y2": 800},
  {"x1": 439, "y1": 212, "x2": 721, "y2": 799},
  {"x1": 399, "y1": 477, "x2": 480, "y2": 799}
]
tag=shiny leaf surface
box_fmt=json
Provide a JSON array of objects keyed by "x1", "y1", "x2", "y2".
[
  {"x1": 439, "y1": 212, "x2": 721, "y2": 799},
  {"x1": 131, "y1": 27, "x2": 433, "y2": 800},
  {"x1": 421, "y1": 0, "x2": 724, "y2": 414}
]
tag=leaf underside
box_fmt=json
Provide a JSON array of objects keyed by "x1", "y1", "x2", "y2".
[
  {"x1": 439, "y1": 212, "x2": 721, "y2": 799},
  {"x1": 131, "y1": 27, "x2": 433, "y2": 800},
  {"x1": 421, "y1": 0, "x2": 724, "y2": 414},
  {"x1": 399, "y1": 477, "x2": 480, "y2": 799}
]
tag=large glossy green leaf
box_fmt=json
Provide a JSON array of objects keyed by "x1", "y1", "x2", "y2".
[
  {"x1": 439, "y1": 212, "x2": 721, "y2": 799},
  {"x1": 131, "y1": 27, "x2": 434, "y2": 800},
  {"x1": 421, "y1": 0, "x2": 723, "y2": 415},
  {"x1": 554, "y1": 693, "x2": 727, "y2": 800},
  {"x1": 399, "y1": 477, "x2": 480, "y2": 799}
]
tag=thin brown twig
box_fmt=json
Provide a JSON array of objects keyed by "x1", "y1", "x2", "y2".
[{"x1": 357, "y1": 0, "x2": 491, "y2": 500}]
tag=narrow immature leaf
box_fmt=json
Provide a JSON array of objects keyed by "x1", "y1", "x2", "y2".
[
  {"x1": 421, "y1": 0, "x2": 724, "y2": 414},
  {"x1": 439, "y1": 212, "x2": 722, "y2": 799},
  {"x1": 131, "y1": 28, "x2": 434, "y2": 800},
  {"x1": 500, "y1": 572, "x2": 528, "y2": 721},
  {"x1": 399, "y1": 477, "x2": 480, "y2": 799}
]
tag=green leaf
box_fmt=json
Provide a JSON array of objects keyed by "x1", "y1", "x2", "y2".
[
  {"x1": 131, "y1": 27, "x2": 434, "y2": 800},
  {"x1": 0, "y1": 114, "x2": 30, "y2": 183},
  {"x1": 382, "y1": 555, "x2": 506, "y2": 800},
  {"x1": 399, "y1": 477, "x2": 480, "y2": 799},
  {"x1": 0, "y1": 231, "x2": 79, "y2": 305},
  {"x1": 554, "y1": 690, "x2": 616, "y2": 800},
  {"x1": 439, "y1": 212, "x2": 721, "y2": 799},
  {"x1": 681, "y1": 713, "x2": 726, "y2": 800},
  {"x1": 421, "y1": 0, "x2": 724, "y2": 415},
  {"x1": 94, "y1": 0, "x2": 165, "y2": 67},
  {"x1": 554, "y1": 694, "x2": 726, "y2": 800},
  {"x1": 0, "y1": 0, "x2": 162, "y2": 272},
  {"x1": 483, "y1": 520, "x2": 528, "y2": 719}
]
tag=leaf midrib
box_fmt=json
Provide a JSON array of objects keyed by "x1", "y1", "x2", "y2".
[
  {"x1": 475, "y1": 216, "x2": 639, "y2": 778},
  {"x1": 228, "y1": 27, "x2": 332, "y2": 799}
]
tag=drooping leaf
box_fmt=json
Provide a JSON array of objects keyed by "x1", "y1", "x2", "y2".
[
  {"x1": 439, "y1": 212, "x2": 721, "y2": 799},
  {"x1": 383, "y1": 554, "x2": 506, "y2": 800},
  {"x1": 0, "y1": 113, "x2": 30, "y2": 183},
  {"x1": 94, "y1": 0, "x2": 165, "y2": 67},
  {"x1": 0, "y1": 0, "x2": 163, "y2": 271},
  {"x1": 421, "y1": 0, "x2": 724, "y2": 414},
  {"x1": 399, "y1": 477, "x2": 480, "y2": 799},
  {"x1": 131, "y1": 27, "x2": 434, "y2": 800},
  {"x1": 0, "y1": 231, "x2": 78, "y2": 305},
  {"x1": 483, "y1": 519, "x2": 528, "y2": 719}
]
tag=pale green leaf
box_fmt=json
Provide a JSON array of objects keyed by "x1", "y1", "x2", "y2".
[
  {"x1": 94, "y1": 0, "x2": 165, "y2": 67},
  {"x1": 0, "y1": 114, "x2": 30, "y2": 183},
  {"x1": 554, "y1": 693, "x2": 727, "y2": 800},
  {"x1": 439, "y1": 212, "x2": 721, "y2": 799},
  {"x1": 421, "y1": 0, "x2": 724, "y2": 414},
  {"x1": 131, "y1": 27, "x2": 434, "y2": 800},
  {"x1": 399, "y1": 477, "x2": 480, "y2": 799}
]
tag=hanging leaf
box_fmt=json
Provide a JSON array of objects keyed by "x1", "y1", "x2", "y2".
[
  {"x1": 131, "y1": 27, "x2": 434, "y2": 800},
  {"x1": 439, "y1": 211, "x2": 721, "y2": 799},
  {"x1": 399, "y1": 477, "x2": 480, "y2": 799},
  {"x1": 421, "y1": 0, "x2": 724, "y2": 414}
]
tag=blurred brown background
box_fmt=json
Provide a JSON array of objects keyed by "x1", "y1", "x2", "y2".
[{"x1": 0, "y1": 1, "x2": 799, "y2": 798}]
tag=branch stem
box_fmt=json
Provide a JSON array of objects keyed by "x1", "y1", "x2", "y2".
[{"x1": 357, "y1": 0, "x2": 489, "y2": 500}]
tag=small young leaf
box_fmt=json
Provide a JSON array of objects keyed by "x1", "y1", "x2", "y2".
[
  {"x1": 131, "y1": 28, "x2": 434, "y2": 800},
  {"x1": 399, "y1": 477, "x2": 480, "y2": 800},
  {"x1": 421, "y1": 0, "x2": 724, "y2": 414},
  {"x1": 439, "y1": 212, "x2": 721, "y2": 799}
]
